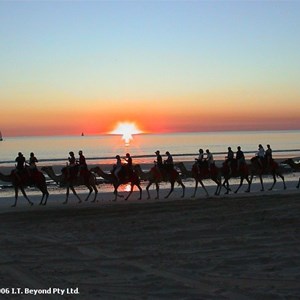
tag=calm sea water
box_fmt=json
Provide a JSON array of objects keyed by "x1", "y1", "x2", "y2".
[{"x1": 1, "y1": 130, "x2": 300, "y2": 167}]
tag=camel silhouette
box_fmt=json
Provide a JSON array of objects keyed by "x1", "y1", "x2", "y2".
[
  {"x1": 134, "y1": 164, "x2": 185, "y2": 199},
  {"x1": 90, "y1": 166, "x2": 142, "y2": 201},
  {"x1": 175, "y1": 162, "x2": 222, "y2": 197},
  {"x1": 41, "y1": 166, "x2": 98, "y2": 204},
  {"x1": 249, "y1": 157, "x2": 286, "y2": 191},
  {"x1": 221, "y1": 161, "x2": 251, "y2": 194},
  {"x1": 0, "y1": 169, "x2": 49, "y2": 207}
]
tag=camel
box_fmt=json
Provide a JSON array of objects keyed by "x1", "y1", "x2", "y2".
[
  {"x1": 175, "y1": 162, "x2": 222, "y2": 197},
  {"x1": 0, "y1": 169, "x2": 49, "y2": 207},
  {"x1": 282, "y1": 158, "x2": 300, "y2": 188},
  {"x1": 41, "y1": 166, "x2": 98, "y2": 203},
  {"x1": 90, "y1": 166, "x2": 142, "y2": 201},
  {"x1": 249, "y1": 157, "x2": 286, "y2": 191},
  {"x1": 134, "y1": 164, "x2": 185, "y2": 199},
  {"x1": 221, "y1": 161, "x2": 251, "y2": 194}
]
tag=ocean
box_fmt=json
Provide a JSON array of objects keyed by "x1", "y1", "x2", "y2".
[{"x1": 1, "y1": 130, "x2": 300, "y2": 167}]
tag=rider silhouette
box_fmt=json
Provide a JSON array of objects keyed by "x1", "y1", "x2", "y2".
[
  {"x1": 27, "y1": 152, "x2": 38, "y2": 177},
  {"x1": 225, "y1": 147, "x2": 234, "y2": 174},
  {"x1": 66, "y1": 151, "x2": 77, "y2": 179},
  {"x1": 15, "y1": 152, "x2": 26, "y2": 180},
  {"x1": 155, "y1": 150, "x2": 163, "y2": 168},
  {"x1": 114, "y1": 155, "x2": 122, "y2": 182},
  {"x1": 164, "y1": 151, "x2": 174, "y2": 171},
  {"x1": 236, "y1": 146, "x2": 245, "y2": 171},
  {"x1": 265, "y1": 144, "x2": 273, "y2": 169},
  {"x1": 256, "y1": 144, "x2": 265, "y2": 168},
  {"x1": 78, "y1": 150, "x2": 88, "y2": 175},
  {"x1": 205, "y1": 149, "x2": 214, "y2": 171}
]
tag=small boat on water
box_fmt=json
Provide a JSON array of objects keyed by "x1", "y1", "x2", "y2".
[
  {"x1": 81, "y1": 132, "x2": 84, "y2": 136},
  {"x1": 0, "y1": 131, "x2": 3, "y2": 141}
]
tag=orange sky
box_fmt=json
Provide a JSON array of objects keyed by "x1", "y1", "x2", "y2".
[{"x1": 1, "y1": 2, "x2": 300, "y2": 137}]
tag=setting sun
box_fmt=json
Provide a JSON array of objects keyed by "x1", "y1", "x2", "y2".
[{"x1": 110, "y1": 122, "x2": 143, "y2": 145}]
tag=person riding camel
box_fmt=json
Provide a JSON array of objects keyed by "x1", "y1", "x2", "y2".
[
  {"x1": 77, "y1": 150, "x2": 88, "y2": 176},
  {"x1": 164, "y1": 151, "x2": 174, "y2": 171},
  {"x1": 265, "y1": 144, "x2": 273, "y2": 169},
  {"x1": 14, "y1": 152, "x2": 26, "y2": 181},
  {"x1": 66, "y1": 151, "x2": 77, "y2": 179},
  {"x1": 236, "y1": 146, "x2": 245, "y2": 171},
  {"x1": 225, "y1": 147, "x2": 234, "y2": 174},
  {"x1": 205, "y1": 149, "x2": 214, "y2": 172},
  {"x1": 256, "y1": 144, "x2": 265, "y2": 168},
  {"x1": 27, "y1": 152, "x2": 38, "y2": 176},
  {"x1": 154, "y1": 150, "x2": 163, "y2": 168},
  {"x1": 195, "y1": 148, "x2": 204, "y2": 173},
  {"x1": 124, "y1": 153, "x2": 133, "y2": 176},
  {"x1": 29, "y1": 152, "x2": 38, "y2": 171},
  {"x1": 114, "y1": 155, "x2": 122, "y2": 182}
]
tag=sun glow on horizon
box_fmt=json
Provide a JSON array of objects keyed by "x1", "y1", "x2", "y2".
[{"x1": 110, "y1": 122, "x2": 143, "y2": 145}]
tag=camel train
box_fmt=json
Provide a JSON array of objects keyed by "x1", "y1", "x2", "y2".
[{"x1": 1, "y1": 149, "x2": 298, "y2": 207}]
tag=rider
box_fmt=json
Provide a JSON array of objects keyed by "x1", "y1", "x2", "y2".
[
  {"x1": 154, "y1": 150, "x2": 163, "y2": 168},
  {"x1": 195, "y1": 148, "x2": 204, "y2": 173},
  {"x1": 29, "y1": 152, "x2": 38, "y2": 171},
  {"x1": 164, "y1": 151, "x2": 174, "y2": 170},
  {"x1": 124, "y1": 153, "x2": 133, "y2": 175},
  {"x1": 256, "y1": 144, "x2": 265, "y2": 168},
  {"x1": 27, "y1": 152, "x2": 38, "y2": 176},
  {"x1": 15, "y1": 152, "x2": 26, "y2": 180},
  {"x1": 66, "y1": 151, "x2": 77, "y2": 179},
  {"x1": 225, "y1": 147, "x2": 234, "y2": 174},
  {"x1": 205, "y1": 149, "x2": 214, "y2": 171},
  {"x1": 114, "y1": 155, "x2": 122, "y2": 182},
  {"x1": 236, "y1": 146, "x2": 245, "y2": 171},
  {"x1": 265, "y1": 144, "x2": 273, "y2": 169},
  {"x1": 78, "y1": 150, "x2": 88, "y2": 175}
]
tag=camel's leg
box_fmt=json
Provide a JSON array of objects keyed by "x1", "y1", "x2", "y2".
[
  {"x1": 39, "y1": 194, "x2": 45, "y2": 205},
  {"x1": 268, "y1": 174, "x2": 277, "y2": 191},
  {"x1": 84, "y1": 186, "x2": 93, "y2": 201},
  {"x1": 137, "y1": 185, "x2": 142, "y2": 200},
  {"x1": 213, "y1": 179, "x2": 221, "y2": 195},
  {"x1": 180, "y1": 181, "x2": 185, "y2": 198},
  {"x1": 198, "y1": 179, "x2": 208, "y2": 197},
  {"x1": 72, "y1": 186, "x2": 82, "y2": 203},
  {"x1": 146, "y1": 182, "x2": 152, "y2": 199},
  {"x1": 244, "y1": 177, "x2": 251, "y2": 193},
  {"x1": 234, "y1": 178, "x2": 244, "y2": 193},
  {"x1": 43, "y1": 192, "x2": 49, "y2": 205},
  {"x1": 155, "y1": 183, "x2": 159, "y2": 199},
  {"x1": 165, "y1": 182, "x2": 174, "y2": 199},
  {"x1": 278, "y1": 173, "x2": 286, "y2": 190},
  {"x1": 191, "y1": 180, "x2": 198, "y2": 198},
  {"x1": 12, "y1": 187, "x2": 19, "y2": 207},
  {"x1": 125, "y1": 184, "x2": 134, "y2": 201},
  {"x1": 63, "y1": 186, "x2": 70, "y2": 204},
  {"x1": 91, "y1": 185, "x2": 98, "y2": 202},
  {"x1": 113, "y1": 187, "x2": 118, "y2": 201},
  {"x1": 18, "y1": 186, "x2": 33, "y2": 207},
  {"x1": 223, "y1": 179, "x2": 230, "y2": 194},
  {"x1": 259, "y1": 175, "x2": 264, "y2": 191},
  {"x1": 297, "y1": 178, "x2": 300, "y2": 189}
]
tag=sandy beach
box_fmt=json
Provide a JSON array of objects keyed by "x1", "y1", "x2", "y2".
[{"x1": 0, "y1": 179, "x2": 300, "y2": 299}]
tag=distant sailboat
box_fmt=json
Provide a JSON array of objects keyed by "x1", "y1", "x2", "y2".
[
  {"x1": 0, "y1": 131, "x2": 3, "y2": 141},
  {"x1": 81, "y1": 132, "x2": 84, "y2": 136}
]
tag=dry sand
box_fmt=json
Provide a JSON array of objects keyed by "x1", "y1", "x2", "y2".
[{"x1": 0, "y1": 183, "x2": 300, "y2": 299}]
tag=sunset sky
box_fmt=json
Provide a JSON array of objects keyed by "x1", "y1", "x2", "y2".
[{"x1": 1, "y1": 1, "x2": 300, "y2": 137}]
